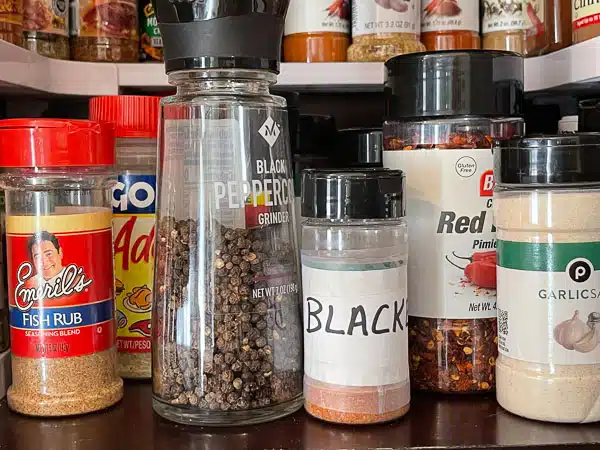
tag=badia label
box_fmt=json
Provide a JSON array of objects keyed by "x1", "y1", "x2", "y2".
[
  {"x1": 7, "y1": 209, "x2": 115, "y2": 358},
  {"x1": 383, "y1": 149, "x2": 497, "y2": 320},
  {"x1": 112, "y1": 174, "x2": 155, "y2": 354},
  {"x1": 497, "y1": 240, "x2": 600, "y2": 365}
]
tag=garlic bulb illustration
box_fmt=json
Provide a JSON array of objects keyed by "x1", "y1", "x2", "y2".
[
  {"x1": 573, "y1": 326, "x2": 599, "y2": 353},
  {"x1": 554, "y1": 310, "x2": 588, "y2": 350}
]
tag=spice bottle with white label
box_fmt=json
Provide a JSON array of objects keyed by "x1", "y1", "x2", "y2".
[
  {"x1": 383, "y1": 50, "x2": 524, "y2": 394},
  {"x1": 283, "y1": 0, "x2": 350, "y2": 62},
  {"x1": 422, "y1": 0, "x2": 480, "y2": 51},
  {"x1": 495, "y1": 134, "x2": 600, "y2": 423},
  {"x1": 152, "y1": 0, "x2": 303, "y2": 426},
  {"x1": 347, "y1": 0, "x2": 425, "y2": 62},
  {"x1": 301, "y1": 168, "x2": 410, "y2": 424}
]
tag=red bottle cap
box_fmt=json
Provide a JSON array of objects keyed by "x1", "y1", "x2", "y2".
[
  {"x1": 0, "y1": 119, "x2": 115, "y2": 168},
  {"x1": 89, "y1": 95, "x2": 161, "y2": 138}
]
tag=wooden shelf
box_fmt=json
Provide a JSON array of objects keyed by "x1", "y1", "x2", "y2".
[{"x1": 1, "y1": 383, "x2": 600, "y2": 449}]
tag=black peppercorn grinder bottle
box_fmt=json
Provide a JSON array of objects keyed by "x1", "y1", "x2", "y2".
[{"x1": 150, "y1": 0, "x2": 304, "y2": 427}]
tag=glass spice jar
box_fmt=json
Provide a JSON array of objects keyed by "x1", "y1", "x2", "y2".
[
  {"x1": 0, "y1": 119, "x2": 123, "y2": 417},
  {"x1": 421, "y1": 0, "x2": 480, "y2": 51},
  {"x1": 151, "y1": 0, "x2": 303, "y2": 426},
  {"x1": 22, "y1": 0, "x2": 69, "y2": 59},
  {"x1": 573, "y1": 0, "x2": 600, "y2": 44},
  {"x1": 494, "y1": 134, "x2": 600, "y2": 423},
  {"x1": 347, "y1": 0, "x2": 425, "y2": 62},
  {"x1": 140, "y1": 0, "x2": 162, "y2": 61},
  {"x1": 482, "y1": 0, "x2": 552, "y2": 56},
  {"x1": 89, "y1": 95, "x2": 160, "y2": 380},
  {"x1": 0, "y1": 0, "x2": 23, "y2": 46},
  {"x1": 383, "y1": 50, "x2": 525, "y2": 394},
  {"x1": 301, "y1": 168, "x2": 410, "y2": 425},
  {"x1": 70, "y1": 0, "x2": 138, "y2": 62},
  {"x1": 283, "y1": 0, "x2": 350, "y2": 62}
]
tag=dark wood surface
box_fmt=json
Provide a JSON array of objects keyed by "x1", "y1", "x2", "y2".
[{"x1": 1, "y1": 382, "x2": 600, "y2": 449}]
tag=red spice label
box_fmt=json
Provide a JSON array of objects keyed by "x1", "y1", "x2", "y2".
[
  {"x1": 480, "y1": 170, "x2": 494, "y2": 197},
  {"x1": 7, "y1": 209, "x2": 116, "y2": 359},
  {"x1": 422, "y1": 0, "x2": 479, "y2": 33}
]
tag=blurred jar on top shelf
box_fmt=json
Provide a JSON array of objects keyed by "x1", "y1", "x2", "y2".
[
  {"x1": 23, "y1": 0, "x2": 69, "y2": 59},
  {"x1": 70, "y1": 0, "x2": 138, "y2": 61},
  {"x1": 482, "y1": 0, "x2": 565, "y2": 56},
  {"x1": 0, "y1": 0, "x2": 23, "y2": 46},
  {"x1": 283, "y1": 0, "x2": 350, "y2": 62},
  {"x1": 421, "y1": 0, "x2": 480, "y2": 51},
  {"x1": 347, "y1": 0, "x2": 425, "y2": 62},
  {"x1": 573, "y1": 0, "x2": 600, "y2": 44}
]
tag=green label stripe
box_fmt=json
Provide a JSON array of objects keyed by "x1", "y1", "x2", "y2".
[
  {"x1": 497, "y1": 240, "x2": 600, "y2": 272},
  {"x1": 301, "y1": 257, "x2": 404, "y2": 272}
]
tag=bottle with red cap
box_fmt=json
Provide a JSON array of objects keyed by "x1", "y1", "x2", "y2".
[
  {"x1": 89, "y1": 95, "x2": 160, "y2": 380},
  {"x1": 0, "y1": 118, "x2": 123, "y2": 417}
]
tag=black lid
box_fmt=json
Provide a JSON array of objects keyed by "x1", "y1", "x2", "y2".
[
  {"x1": 336, "y1": 128, "x2": 382, "y2": 167},
  {"x1": 152, "y1": 0, "x2": 289, "y2": 74},
  {"x1": 579, "y1": 98, "x2": 600, "y2": 132},
  {"x1": 297, "y1": 114, "x2": 337, "y2": 156},
  {"x1": 495, "y1": 134, "x2": 600, "y2": 185},
  {"x1": 385, "y1": 50, "x2": 524, "y2": 120},
  {"x1": 301, "y1": 169, "x2": 405, "y2": 220}
]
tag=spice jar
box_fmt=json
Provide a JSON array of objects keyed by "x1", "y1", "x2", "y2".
[
  {"x1": 22, "y1": 0, "x2": 69, "y2": 59},
  {"x1": 494, "y1": 134, "x2": 600, "y2": 423},
  {"x1": 0, "y1": 0, "x2": 23, "y2": 46},
  {"x1": 301, "y1": 168, "x2": 410, "y2": 425},
  {"x1": 0, "y1": 269, "x2": 6, "y2": 354},
  {"x1": 140, "y1": 0, "x2": 162, "y2": 61},
  {"x1": 383, "y1": 50, "x2": 524, "y2": 394},
  {"x1": 152, "y1": 0, "x2": 303, "y2": 426},
  {"x1": 482, "y1": 0, "x2": 552, "y2": 56},
  {"x1": 573, "y1": 0, "x2": 600, "y2": 43},
  {"x1": 89, "y1": 95, "x2": 160, "y2": 380},
  {"x1": 70, "y1": 0, "x2": 138, "y2": 61},
  {"x1": 335, "y1": 128, "x2": 383, "y2": 168},
  {"x1": 283, "y1": 0, "x2": 349, "y2": 62},
  {"x1": 422, "y1": 0, "x2": 480, "y2": 51},
  {"x1": 347, "y1": 0, "x2": 425, "y2": 62},
  {"x1": 0, "y1": 119, "x2": 123, "y2": 417}
]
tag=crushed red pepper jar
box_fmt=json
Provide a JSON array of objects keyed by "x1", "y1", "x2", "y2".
[{"x1": 382, "y1": 51, "x2": 524, "y2": 394}]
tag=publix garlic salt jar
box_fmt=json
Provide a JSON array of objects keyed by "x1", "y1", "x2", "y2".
[
  {"x1": 301, "y1": 169, "x2": 410, "y2": 424},
  {"x1": 495, "y1": 134, "x2": 600, "y2": 423},
  {"x1": 383, "y1": 50, "x2": 524, "y2": 394}
]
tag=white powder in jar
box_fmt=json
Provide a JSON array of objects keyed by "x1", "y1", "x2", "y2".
[{"x1": 495, "y1": 189, "x2": 600, "y2": 423}]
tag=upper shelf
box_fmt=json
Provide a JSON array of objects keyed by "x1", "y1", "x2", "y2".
[{"x1": 2, "y1": 37, "x2": 600, "y2": 96}]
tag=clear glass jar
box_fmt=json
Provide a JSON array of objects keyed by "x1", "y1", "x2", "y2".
[
  {"x1": 89, "y1": 95, "x2": 160, "y2": 380},
  {"x1": 301, "y1": 169, "x2": 409, "y2": 425},
  {"x1": 347, "y1": 0, "x2": 425, "y2": 62},
  {"x1": 152, "y1": 69, "x2": 303, "y2": 426},
  {"x1": 495, "y1": 134, "x2": 600, "y2": 423},
  {"x1": 0, "y1": 0, "x2": 23, "y2": 47},
  {"x1": 0, "y1": 119, "x2": 123, "y2": 417},
  {"x1": 383, "y1": 51, "x2": 524, "y2": 394},
  {"x1": 23, "y1": 0, "x2": 69, "y2": 60},
  {"x1": 70, "y1": 0, "x2": 138, "y2": 62},
  {"x1": 421, "y1": 0, "x2": 480, "y2": 51},
  {"x1": 283, "y1": 0, "x2": 350, "y2": 62}
]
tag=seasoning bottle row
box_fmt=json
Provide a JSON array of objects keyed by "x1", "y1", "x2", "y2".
[
  {"x1": 0, "y1": 119, "x2": 123, "y2": 417},
  {"x1": 383, "y1": 50, "x2": 524, "y2": 394}
]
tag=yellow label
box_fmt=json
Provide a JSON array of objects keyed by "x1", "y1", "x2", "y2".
[
  {"x1": 0, "y1": 0, "x2": 23, "y2": 27},
  {"x1": 112, "y1": 173, "x2": 156, "y2": 354}
]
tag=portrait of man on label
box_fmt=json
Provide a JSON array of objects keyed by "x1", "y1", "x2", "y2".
[{"x1": 25, "y1": 231, "x2": 65, "y2": 288}]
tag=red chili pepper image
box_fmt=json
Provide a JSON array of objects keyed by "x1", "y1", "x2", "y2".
[
  {"x1": 526, "y1": 2, "x2": 545, "y2": 37},
  {"x1": 129, "y1": 319, "x2": 151, "y2": 337},
  {"x1": 446, "y1": 251, "x2": 497, "y2": 289},
  {"x1": 325, "y1": 0, "x2": 349, "y2": 19}
]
